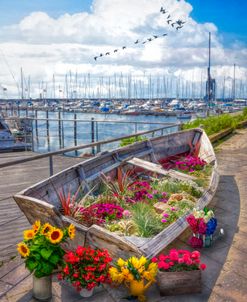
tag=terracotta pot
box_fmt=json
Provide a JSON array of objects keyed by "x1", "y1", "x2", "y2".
[
  {"x1": 157, "y1": 270, "x2": 201, "y2": 296},
  {"x1": 33, "y1": 275, "x2": 52, "y2": 301}
]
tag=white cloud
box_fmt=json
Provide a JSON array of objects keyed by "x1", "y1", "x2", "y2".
[{"x1": 0, "y1": 0, "x2": 246, "y2": 98}]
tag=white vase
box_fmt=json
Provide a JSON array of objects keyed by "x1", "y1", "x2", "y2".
[
  {"x1": 33, "y1": 275, "x2": 52, "y2": 301},
  {"x1": 80, "y1": 288, "x2": 94, "y2": 297}
]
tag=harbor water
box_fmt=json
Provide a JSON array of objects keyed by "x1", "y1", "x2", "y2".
[{"x1": 7, "y1": 109, "x2": 180, "y2": 155}]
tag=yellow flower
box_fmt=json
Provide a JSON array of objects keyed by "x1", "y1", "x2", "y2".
[
  {"x1": 138, "y1": 256, "x2": 147, "y2": 267},
  {"x1": 147, "y1": 262, "x2": 158, "y2": 277},
  {"x1": 32, "y1": 220, "x2": 41, "y2": 234},
  {"x1": 129, "y1": 256, "x2": 139, "y2": 269},
  {"x1": 117, "y1": 258, "x2": 126, "y2": 267},
  {"x1": 109, "y1": 267, "x2": 124, "y2": 283},
  {"x1": 125, "y1": 273, "x2": 134, "y2": 282},
  {"x1": 23, "y1": 229, "x2": 35, "y2": 240},
  {"x1": 41, "y1": 223, "x2": 53, "y2": 235},
  {"x1": 143, "y1": 271, "x2": 155, "y2": 282},
  {"x1": 47, "y1": 228, "x2": 63, "y2": 244},
  {"x1": 17, "y1": 242, "x2": 30, "y2": 257},
  {"x1": 68, "y1": 224, "x2": 75, "y2": 239}
]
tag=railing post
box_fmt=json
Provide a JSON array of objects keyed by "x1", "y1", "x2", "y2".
[
  {"x1": 46, "y1": 110, "x2": 50, "y2": 151},
  {"x1": 58, "y1": 111, "x2": 62, "y2": 149},
  {"x1": 74, "y1": 113, "x2": 78, "y2": 156},
  {"x1": 91, "y1": 117, "x2": 95, "y2": 155},
  {"x1": 31, "y1": 119, "x2": 34, "y2": 152},
  {"x1": 49, "y1": 155, "x2": 54, "y2": 176},
  {"x1": 96, "y1": 121, "x2": 101, "y2": 154}
]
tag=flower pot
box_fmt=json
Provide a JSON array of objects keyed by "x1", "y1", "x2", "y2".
[
  {"x1": 157, "y1": 270, "x2": 201, "y2": 296},
  {"x1": 203, "y1": 234, "x2": 213, "y2": 247},
  {"x1": 33, "y1": 275, "x2": 52, "y2": 301},
  {"x1": 80, "y1": 288, "x2": 94, "y2": 298}
]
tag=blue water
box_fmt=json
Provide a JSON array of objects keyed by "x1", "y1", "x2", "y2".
[{"x1": 11, "y1": 110, "x2": 179, "y2": 155}]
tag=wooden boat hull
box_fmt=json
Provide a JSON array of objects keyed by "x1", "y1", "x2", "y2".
[{"x1": 14, "y1": 129, "x2": 219, "y2": 259}]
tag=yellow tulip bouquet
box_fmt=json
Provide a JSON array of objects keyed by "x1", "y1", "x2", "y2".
[
  {"x1": 17, "y1": 221, "x2": 75, "y2": 278},
  {"x1": 109, "y1": 256, "x2": 158, "y2": 302}
]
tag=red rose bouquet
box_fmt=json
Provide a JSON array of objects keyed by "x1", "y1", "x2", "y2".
[{"x1": 58, "y1": 246, "x2": 112, "y2": 292}]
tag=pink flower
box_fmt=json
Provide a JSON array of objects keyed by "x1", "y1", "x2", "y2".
[
  {"x1": 123, "y1": 210, "x2": 131, "y2": 217},
  {"x1": 163, "y1": 213, "x2": 169, "y2": 218},
  {"x1": 161, "y1": 219, "x2": 167, "y2": 223},
  {"x1": 169, "y1": 251, "x2": 179, "y2": 261},
  {"x1": 200, "y1": 263, "x2": 207, "y2": 270},
  {"x1": 191, "y1": 251, "x2": 200, "y2": 259}
]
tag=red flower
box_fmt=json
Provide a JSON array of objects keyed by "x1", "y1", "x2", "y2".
[
  {"x1": 57, "y1": 273, "x2": 63, "y2": 280},
  {"x1": 191, "y1": 251, "x2": 200, "y2": 259},
  {"x1": 169, "y1": 250, "x2": 179, "y2": 261},
  {"x1": 63, "y1": 265, "x2": 70, "y2": 275},
  {"x1": 200, "y1": 263, "x2": 207, "y2": 270},
  {"x1": 151, "y1": 257, "x2": 158, "y2": 263},
  {"x1": 76, "y1": 246, "x2": 85, "y2": 256}
]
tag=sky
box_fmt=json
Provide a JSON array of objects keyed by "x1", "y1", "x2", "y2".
[{"x1": 0, "y1": 0, "x2": 246, "y2": 98}]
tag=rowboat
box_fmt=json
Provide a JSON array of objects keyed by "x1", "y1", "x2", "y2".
[{"x1": 14, "y1": 128, "x2": 219, "y2": 259}]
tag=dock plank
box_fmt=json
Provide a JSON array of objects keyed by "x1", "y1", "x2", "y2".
[{"x1": 0, "y1": 151, "x2": 84, "y2": 263}]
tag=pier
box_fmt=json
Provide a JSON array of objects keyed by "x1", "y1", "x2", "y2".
[{"x1": 0, "y1": 128, "x2": 247, "y2": 301}]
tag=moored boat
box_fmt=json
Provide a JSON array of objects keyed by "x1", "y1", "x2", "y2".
[{"x1": 14, "y1": 128, "x2": 219, "y2": 260}]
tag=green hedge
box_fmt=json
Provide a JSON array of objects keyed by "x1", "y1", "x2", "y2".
[{"x1": 182, "y1": 108, "x2": 247, "y2": 136}]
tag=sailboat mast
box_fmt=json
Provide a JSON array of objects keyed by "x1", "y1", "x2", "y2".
[{"x1": 207, "y1": 32, "x2": 211, "y2": 107}]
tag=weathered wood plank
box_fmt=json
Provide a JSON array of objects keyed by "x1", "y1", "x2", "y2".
[{"x1": 127, "y1": 157, "x2": 196, "y2": 181}]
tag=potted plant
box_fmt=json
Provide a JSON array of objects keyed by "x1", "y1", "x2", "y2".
[
  {"x1": 152, "y1": 249, "x2": 206, "y2": 296},
  {"x1": 58, "y1": 245, "x2": 112, "y2": 297},
  {"x1": 109, "y1": 256, "x2": 158, "y2": 302},
  {"x1": 17, "y1": 221, "x2": 75, "y2": 301},
  {"x1": 187, "y1": 207, "x2": 217, "y2": 248}
]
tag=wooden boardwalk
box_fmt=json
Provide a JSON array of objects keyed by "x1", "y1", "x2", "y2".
[
  {"x1": 0, "y1": 151, "x2": 84, "y2": 262},
  {"x1": 1, "y1": 130, "x2": 247, "y2": 301}
]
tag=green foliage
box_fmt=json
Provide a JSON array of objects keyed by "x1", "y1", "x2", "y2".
[
  {"x1": 131, "y1": 202, "x2": 164, "y2": 237},
  {"x1": 182, "y1": 109, "x2": 247, "y2": 135},
  {"x1": 120, "y1": 135, "x2": 146, "y2": 147}
]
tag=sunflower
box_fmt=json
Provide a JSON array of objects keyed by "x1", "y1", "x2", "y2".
[
  {"x1": 68, "y1": 224, "x2": 75, "y2": 239},
  {"x1": 47, "y1": 228, "x2": 63, "y2": 244},
  {"x1": 17, "y1": 242, "x2": 30, "y2": 257},
  {"x1": 23, "y1": 229, "x2": 35, "y2": 240},
  {"x1": 41, "y1": 223, "x2": 53, "y2": 235},
  {"x1": 32, "y1": 220, "x2": 41, "y2": 234}
]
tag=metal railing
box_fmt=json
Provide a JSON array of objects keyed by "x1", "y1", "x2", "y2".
[{"x1": 0, "y1": 123, "x2": 180, "y2": 176}]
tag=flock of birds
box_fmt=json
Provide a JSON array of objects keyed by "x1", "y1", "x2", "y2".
[{"x1": 93, "y1": 6, "x2": 186, "y2": 61}]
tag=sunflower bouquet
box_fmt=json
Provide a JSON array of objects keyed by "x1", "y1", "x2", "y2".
[
  {"x1": 17, "y1": 221, "x2": 75, "y2": 278},
  {"x1": 109, "y1": 256, "x2": 158, "y2": 302}
]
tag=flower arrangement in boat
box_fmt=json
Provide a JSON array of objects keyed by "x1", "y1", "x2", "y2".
[
  {"x1": 175, "y1": 155, "x2": 207, "y2": 173},
  {"x1": 17, "y1": 221, "x2": 75, "y2": 278},
  {"x1": 109, "y1": 256, "x2": 158, "y2": 302},
  {"x1": 54, "y1": 154, "x2": 212, "y2": 239},
  {"x1": 58, "y1": 246, "x2": 112, "y2": 292},
  {"x1": 152, "y1": 249, "x2": 206, "y2": 272},
  {"x1": 187, "y1": 207, "x2": 217, "y2": 248}
]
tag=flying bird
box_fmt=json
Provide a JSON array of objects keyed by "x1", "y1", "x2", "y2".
[
  {"x1": 176, "y1": 26, "x2": 183, "y2": 30},
  {"x1": 167, "y1": 14, "x2": 171, "y2": 19},
  {"x1": 162, "y1": 33, "x2": 168, "y2": 36},
  {"x1": 122, "y1": 46, "x2": 126, "y2": 49},
  {"x1": 147, "y1": 38, "x2": 153, "y2": 42},
  {"x1": 94, "y1": 56, "x2": 98, "y2": 61},
  {"x1": 167, "y1": 19, "x2": 172, "y2": 24},
  {"x1": 153, "y1": 35, "x2": 158, "y2": 39},
  {"x1": 142, "y1": 41, "x2": 147, "y2": 44},
  {"x1": 134, "y1": 39, "x2": 139, "y2": 44},
  {"x1": 114, "y1": 49, "x2": 118, "y2": 53},
  {"x1": 171, "y1": 22, "x2": 176, "y2": 27},
  {"x1": 176, "y1": 19, "x2": 186, "y2": 26},
  {"x1": 99, "y1": 53, "x2": 103, "y2": 57},
  {"x1": 105, "y1": 52, "x2": 110, "y2": 55}
]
